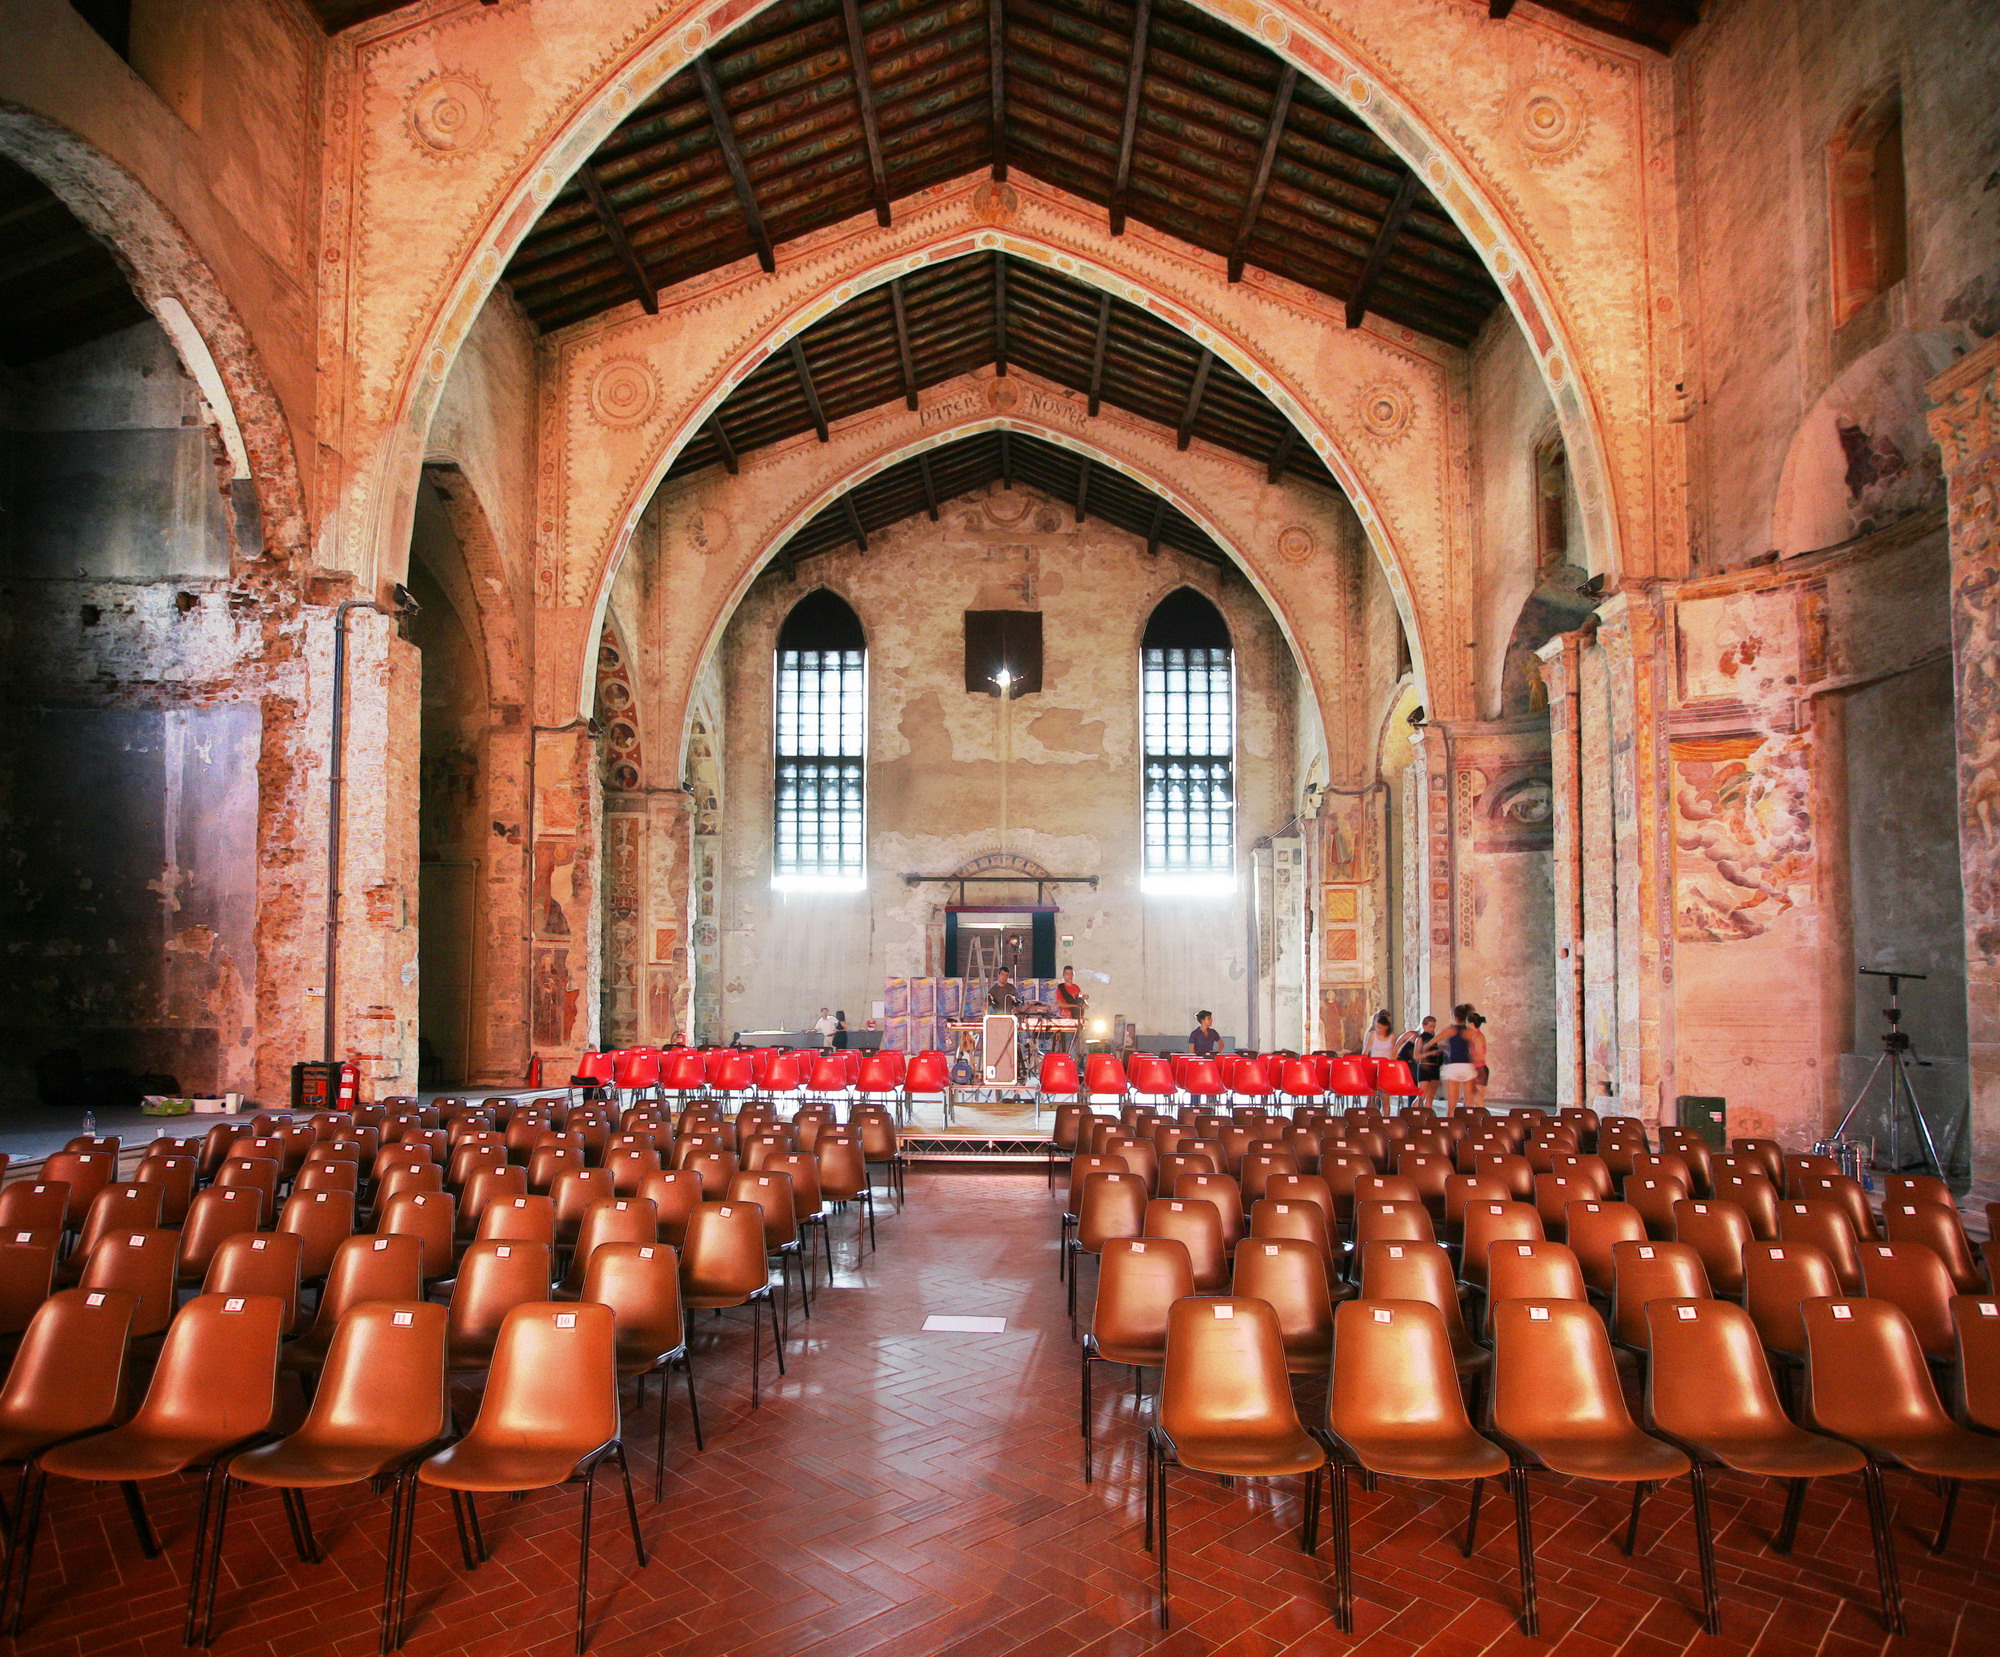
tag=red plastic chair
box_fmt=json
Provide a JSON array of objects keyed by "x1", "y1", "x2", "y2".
[
  {"x1": 1278, "y1": 1058, "x2": 1322, "y2": 1108},
  {"x1": 660, "y1": 1049, "x2": 707, "y2": 1103},
  {"x1": 855, "y1": 1050, "x2": 904, "y2": 1114},
  {"x1": 1182, "y1": 1060, "x2": 1227, "y2": 1102},
  {"x1": 1128, "y1": 1055, "x2": 1175, "y2": 1106},
  {"x1": 611, "y1": 1050, "x2": 660, "y2": 1105},
  {"x1": 1039, "y1": 1052, "x2": 1082, "y2": 1101},
  {"x1": 1232, "y1": 1058, "x2": 1275, "y2": 1105},
  {"x1": 1084, "y1": 1054, "x2": 1130, "y2": 1103},
  {"x1": 1327, "y1": 1055, "x2": 1376, "y2": 1102},
  {"x1": 1375, "y1": 1058, "x2": 1423, "y2": 1104},
  {"x1": 902, "y1": 1052, "x2": 950, "y2": 1124},
  {"x1": 569, "y1": 1052, "x2": 616, "y2": 1101},
  {"x1": 708, "y1": 1050, "x2": 756, "y2": 1101},
  {"x1": 761, "y1": 1051, "x2": 806, "y2": 1104}
]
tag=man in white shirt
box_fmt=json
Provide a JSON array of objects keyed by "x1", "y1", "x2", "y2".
[{"x1": 813, "y1": 1008, "x2": 838, "y2": 1047}]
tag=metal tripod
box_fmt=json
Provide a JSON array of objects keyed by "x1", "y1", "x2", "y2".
[{"x1": 1832, "y1": 970, "x2": 1945, "y2": 1179}]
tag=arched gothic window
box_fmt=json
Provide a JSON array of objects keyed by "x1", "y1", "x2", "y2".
[
  {"x1": 773, "y1": 589, "x2": 867, "y2": 889},
  {"x1": 1140, "y1": 589, "x2": 1235, "y2": 890}
]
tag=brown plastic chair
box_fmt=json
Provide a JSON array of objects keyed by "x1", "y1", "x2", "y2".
[
  {"x1": 681, "y1": 1202, "x2": 785, "y2": 1407},
  {"x1": 1140, "y1": 1198, "x2": 1225, "y2": 1294},
  {"x1": 1322, "y1": 1299, "x2": 1518, "y2": 1634},
  {"x1": 1644, "y1": 1297, "x2": 1889, "y2": 1634},
  {"x1": 1610, "y1": 1240, "x2": 1711, "y2": 1351},
  {"x1": 526, "y1": 1144, "x2": 587, "y2": 1193},
  {"x1": 1532, "y1": 1173, "x2": 1596, "y2": 1241},
  {"x1": 214, "y1": 1156, "x2": 282, "y2": 1226},
  {"x1": 1475, "y1": 1153, "x2": 1535, "y2": 1203},
  {"x1": 1249, "y1": 1196, "x2": 1337, "y2": 1275},
  {"x1": 210, "y1": 1301, "x2": 450, "y2": 1649},
  {"x1": 1262, "y1": 1172, "x2": 1335, "y2": 1231},
  {"x1": 1672, "y1": 1199, "x2": 1753, "y2": 1297},
  {"x1": 605, "y1": 1145, "x2": 666, "y2": 1198},
  {"x1": 1060, "y1": 1154, "x2": 1124, "y2": 1270},
  {"x1": 560, "y1": 1198, "x2": 659, "y2": 1296},
  {"x1": 204, "y1": 1230, "x2": 305, "y2": 1335},
  {"x1": 37, "y1": 1152, "x2": 112, "y2": 1228},
  {"x1": 0, "y1": 1182, "x2": 69, "y2": 1237},
  {"x1": 176, "y1": 1186, "x2": 264, "y2": 1286},
  {"x1": 9, "y1": 1293, "x2": 283, "y2": 1641},
  {"x1": 727, "y1": 1172, "x2": 808, "y2": 1322},
  {"x1": 1358, "y1": 1240, "x2": 1487, "y2": 1382},
  {"x1": 1951, "y1": 1296, "x2": 2000, "y2": 1434},
  {"x1": 1565, "y1": 1201, "x2": 1647, "y2": 1297},
  {"x1": 57, "y1": 1183, "x2": 163, "y2": 1282},
  {"x1": 76, "y1": 1227, "x2": 177, "y2": 1339},
  {"x1": 1483, "y1": 1241, "x2": 1588, "y2": 1339},
  {"x1": 1146, "y1": 1296, "x2": 1325, "y2": 1629},
  {"x1": 1781, "y1": 1153, "x2": 1842, "y2": 1198},
  {"x1": 634, "y1": 1169, "x2": 703, "y2": 1252},
  {"x1": 1232, "y1": 1236, "x2": 1339, "y2": 1374},
  {"x1": 1884, "y1": 1201, "x2": 1985, "y2": 1293},
  {"x1": 376, "y1": 1190, "x2": 458, "y2": 1283},
  {"x1": 1171, "y1": 1172, "x2": 1244, "y2": 1248},
  {"x1": 0, "y1": 1287, "x2": 136, "y2": 1472},
  {"x1": 581, "y1": 1242, "x2": 702, "y2": 1497},
  {"x1": 284, "y1": 1234, "x2": 426, "y2": 1375},
  {"x1": 1239, "y1": 1151, "x2": 1301, "y2": 1206},
  {"x1": 1860, "y1": 1243, "x2": 1957, "y2": 1361},
  {"x1": 477, "y1": 1193, "x2": 559, "y2": 1249},
  {"x1": 415, "y1": 1302, "x2": 646, "y2": 1655},
  {"x1": 1082, "y1": 1237, "x2": 1194, "y2": 1484},
  {"x1": 133, "y1": 1154, "x2": 198, "y2": 1226},
  {"x1": 1716, "y1": 1171, "x2": 1782, "y2": 1242},
  {"x1": 294, "y1": 1159, "x2": 359, "y2": 1199},
  {"x1": 1624, "y1": 1175, "x2": 1689, "y2": 1242},
  {"x1": 457, "y1": 1165, "x2": 529, "y2": 1239},
  {"x1": 1491, "y1": 1298, "x2": 1706, "y2": 1634},
  {"x1": 448, "y1": 1143, "x2": 510, "y2": 1192},
  {"x1": 278, "y1": 1188, "x2": 356, "y2": 1284},
  {"x1": 1459, "y1": 1201, "x2": 1544, "y2": 1294},
  {"x1": 447, "y1": 1240, "x2": 555, "y2": 1373},
  {"x1": 758, "y1": 1152, "x2": 833, "y2": 1287},
  {"x1": 817, "y1": 1138, "x2": 877, "y2": 1258},
  {"x1": 1804, "y1": 1296, "x2": 2000, "y2": 1559},
  {"x1": 1067, "y1": 1173, "x2": 1150, "y2": 1325},
  {"x1": 1351, "y1": 1199, "x2": 1435, "y2": 1260},
  {"x1": 1743, "y1": 1241, "x2": 1843, "y2": 1369},
  {"x1": 1777, "y1": 1201, "x2": 1864, "y2": 1294},
  {"x1": 374, "y1": 1161, "x2": 445, "y2": 1209},
  {"x1": 1442, "y1": 1175, "x2": 1511, "y2": 1245},
  {"x1": 1793, "y1": 1173, "x2": 1879, "y2": 1241}
]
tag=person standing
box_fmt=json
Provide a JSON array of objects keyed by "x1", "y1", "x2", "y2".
[
  {"x1": 1364, "y1": 1012, "x2": 1396, "y2": 1059},
  {"x1": 830, "y1": 1009, "x2": 849, "y2": 1050},
  {"x1": 1438, "y1": 1004, "x2": 1485, "y2": 1113},
  {"x1": 813, "y1": 1007, "x2": 838, "y2": 1048},
  {"x1": 987, "y1": 969, "x2": 1020, "y2": 1014},
  {"x1": 1054, "y1": 967, "x2": 1088, "y2": 1053},
  {"x1": 1188, "y1": 1011, "x2": 1222, "y2": 1057},
  {"x1": 1397, "y1": 1016, "x2": 1442, "y2": 1100}
]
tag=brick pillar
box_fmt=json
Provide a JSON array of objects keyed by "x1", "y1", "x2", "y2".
[
  {"x1": 528, "y1": 723, "x2": 601, "y2": 1068},
  {"x1": 1927, "y1": 336, "x2": 2000, "y2": 1198},
  {"x1": 1306, "y1": 786, "x2": 1383, "y2": 1050},
  {"x1": 1439, "y1": 717, "x2": 1558, "y2": 1105},
  {"x1": 1407, "y1": 727, "x2": 1455, "y2": 1025},
  {"x1": 1538, "y1": 631, "x2": 1588, "y2": 1108},
  {"x1": 644, "y1": 788, "x2": 694, "y2": 1045}
]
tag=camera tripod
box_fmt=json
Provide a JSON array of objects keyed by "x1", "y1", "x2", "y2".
[{"x1": 1832, "y1": 969, "x2": 1945, "y2": 1179}]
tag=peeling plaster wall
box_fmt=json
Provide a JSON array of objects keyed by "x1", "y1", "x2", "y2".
[
  {"x1": 1677, "y1": 0, "x2": 2000, "y2": 570},
  {"x1": 0, "y1": 319, "x2": 256, "y2": 1107},
  {"x1": 710, "y1": 485, "x2": 1298, "y2": 1045}
]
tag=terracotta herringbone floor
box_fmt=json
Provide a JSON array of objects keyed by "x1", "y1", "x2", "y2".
[{"x1": 8, "y1": 1172, "x2": 1997, "y2": 1657}]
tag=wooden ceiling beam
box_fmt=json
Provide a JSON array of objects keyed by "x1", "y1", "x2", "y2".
[
  {"x1": 987, "y1": 0, "x2": 1008, "y2": 182},
  {"x1": 993, "y1": 254, "x2": 1010, "y2": 376},
  {"x1": 695, "y1": 53, "x2": 777, "y2": 274},
  {"x1": 842, "y1": 494, "x2": 870, "y2": 552},
  {"x1": 999, "y1": 430, "x2": 1013, "y2": 488},
  {"x1": 1074, "y1": 456, "x2": 1092, "y2": 524},
  {"x1": 840, "y1": 0, "x2": 892, "y2": 228},
  {"x1": 1175, "y1": 349, "x2": 1215, "y2": 451},
  {"x1": 1266, "y1": 425, "x2": 1297, "y2": 485},
  {"x1": 1109, "y1": 0, "x2": 1154, "y2": 237},
  {"x1": 1344, "y1": 170, "x2": 1421, "y2": 330},
  {"x1": 1086, "y1": 291, "x2": 1112, "y2": 416},
  {"x1": 917, "y1": 453, "x2": 940, "y2": 521},
  {"x1": 1226, "y1": 66, "x2": 1296, "y2": 283},
  {"x1": 578, "y1": 165, "x2": 659, "y2": 314},
  {"x1": 789, "y1": 340, "x2": 831, "y2": 441},
  {"x1": 1490, "y1": 1, "x2": 1517, "y2": 15},
  {"x1": 708, "y1": 414, "x2": 740, "y2": 475},
  {"x1": 889, "y1": 279, "x2": 921, "y2": 410},
  {"x1": 1144, "y1": 495, "x2": 1166, "y2": 556}
]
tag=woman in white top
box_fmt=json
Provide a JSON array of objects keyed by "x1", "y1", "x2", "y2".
[{"x1": 1364, "y1": 1011, "x2": 1397, "y2": 1059}]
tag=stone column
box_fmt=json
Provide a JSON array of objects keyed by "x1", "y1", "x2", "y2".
[
  {"x1": 1538, "y1": 631, "x2": 1589, "y2": 1108},
  {"x1": 1927, "y1": 336, "x2": 2000, "y2": 1198},
  {"x1": 1439, "y1": 716, "x2": 1558, "y2": 1105},
  {"x1": 1306, "y1": 786, "x2": 1383, "y2": 1049},
  {"x1": 327, "y1": 608, "x2": 422, "y2": 1096},
  {"x1": 644, "y1": 788, "x2": 694, "y2": 1045},
  {"x1": 528, "y1": 723, "x2": 601, "y2": 1067},
  {"x1": 1407, "y1": 727, "x2": 1455, "y2": 1025},
  {"x1": 473, "y1": 719, "x2": 532, "y2": 1085}
]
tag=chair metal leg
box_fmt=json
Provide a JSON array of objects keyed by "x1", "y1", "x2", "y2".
[
  {"x1": 448, "y1": 1489, "x2": 478, "y2": 1571},
  {"x1": 378, "y1": 1474, "x2": 407, "y2": 1656},
  {"x1": 1623, "y1": 1479, "x2": 1649, "y2": 1556},
  {"x1": 1933, "y1": 1476, "x2": 1960, "y2": 1554},
  {"x1": 1330, "y1": 1462, "x2": 1353, "y2": 1633},
  {"x1": 1689, "y1": 1465, "x2": 1721, "y2": 1635},
  {"x1": 1463, "y1": 1476, "x2": 1485, "y2": 1558},
  {"x1": 1511, "y1": 1467, "x2": 1539, "y2": 1637},
  {"x1": 1300, "y1": 1467, "x2": 1320, "y2": 1552},
  {"x1": 573, "y1": 1465, "x2": 596, "y2": 1656},
  {"x1": 1862, "y1": 1464, "x2": 1905, "y2": 1635},
  {"x1": 465, "y1": 1491, "x2": 488, "y2": 1563},
  {"x1": 653, "y1": 1364, "x2": 672, "y2": 1503},
  {"x1": 1141, "y1": 1434, "x2": 1156, "y2": 1554},
  {"x1": 3, "y1": 1465, "x2": 46, "y2": 1638},
  {"x1": 615, "y1": 1445, "x2": 647, "y2": 1566},
  {"x1": 1774, "y1": 1477, "x2": 1807, "y2": 1554},
  {"x1": 681, "y1": 1352, "x2": 705, "y2": 1452},
  {"x1": 1155, "y1": 1452, "x2": 1171, "y2": 1629},
  {"x1": 198, "y1": 1470, "x2": 235, "y2": 1648},
  {"x1": 123, "y1": 1479, "x2": 162, "y2": 1557},
  {"x1": 751, "y1": 1293, "x2": 763, "y2": 1408},
  {"x1": 180, "y1": 1470, "x2": 217, "y2": 1646},
  {"x1": 1081, "y1": 1350, "x2": 1095, "y2": 1486}
]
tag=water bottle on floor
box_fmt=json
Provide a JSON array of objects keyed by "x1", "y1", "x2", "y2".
[{"x1": 83, "y1": 1109, "x2": 96, "y2": 1139}]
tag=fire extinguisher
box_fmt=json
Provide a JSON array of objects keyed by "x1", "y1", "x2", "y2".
[{"x1": 335, "y1": 1061, "x2": 360, "y2": 1111}]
